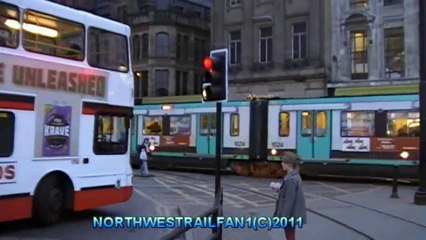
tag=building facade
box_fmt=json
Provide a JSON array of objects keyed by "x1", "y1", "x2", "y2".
[
  {"x1": 328, "y1": 0, "x2": 419, "y2": 94},
  {"x1": 48, "y1": 0, "x2": 95, "y2": 11},
  {"x1": 122, "y1": 0, "x2": 211, "y2": 104},
  {"x1": 211, "y1": 0, "x2": 332, "y2": 100}
]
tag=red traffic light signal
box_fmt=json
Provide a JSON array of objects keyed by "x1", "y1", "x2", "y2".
[{"x1": 203, "y1": 57, "x2": 213, "y2": 70}]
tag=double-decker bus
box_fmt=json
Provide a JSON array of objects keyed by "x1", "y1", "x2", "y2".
[{"x1": 0, "y1": 0, "x2": 133, "y2": 225}]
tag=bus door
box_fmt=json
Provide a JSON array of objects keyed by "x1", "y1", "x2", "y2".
[
  {"x1": 197, "y1": 113, "x2": 216, "y2": 155},
  {"x1": 297, "y1": 110, "x2": 331, "y2": 160}
]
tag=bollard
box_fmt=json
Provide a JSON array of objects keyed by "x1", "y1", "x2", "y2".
[{"x1": 390, "y1": 165, "x2": 399, "y2": 199}]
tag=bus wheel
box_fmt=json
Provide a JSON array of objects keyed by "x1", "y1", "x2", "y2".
[{"x1": 33, "y1": 176, "x2": 64, "y2": 226}]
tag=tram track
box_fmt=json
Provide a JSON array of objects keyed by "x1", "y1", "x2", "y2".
[
  {"x1": 157, "y1": 170, "x2": 426, "y2": 228},
  {"x1": 154, "y1": 171, "x2": 377, "y2": 240}
]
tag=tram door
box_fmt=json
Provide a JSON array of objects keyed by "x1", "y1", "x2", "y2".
[
  {"x1": 196, "y1": 113, "x2": 216, "y2": 155},
  {"x1": 297, "y1": 110, "x2": 331, "y2": 160}
]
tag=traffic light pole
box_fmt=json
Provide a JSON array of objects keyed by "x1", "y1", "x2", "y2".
[
  {"x1": 415, "y1": 0, "x2": 426, "y2": 205},
  {"x1": 215, "y1": 101, "x2": 222, "y2": 196}
]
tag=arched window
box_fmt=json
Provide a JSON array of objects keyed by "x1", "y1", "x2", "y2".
[
  {"x1": 133, "y1": 35, "x2": 141, "y2": 61},
  {"x1": 156, "y1": 32, "x2": 169, "y2": 56},
  {"x1": 142, "y1": 33, "x2": 149, "y2": 58}
]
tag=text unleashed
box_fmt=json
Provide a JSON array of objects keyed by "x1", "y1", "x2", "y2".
[{"x1": 93, "y1": 216, "x2": 304, "y2": 230}]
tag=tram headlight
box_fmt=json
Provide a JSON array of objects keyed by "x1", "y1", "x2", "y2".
[
  {"x1": 271, "y1": 149, "x2": 277, "y2": 156},
  {"x1": 149, "y1": 145, "x2": 155, "y2": 151}
]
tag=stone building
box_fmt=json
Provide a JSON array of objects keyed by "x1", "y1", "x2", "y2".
[
  {"x1": 48, "y1": 0, "x2": 95, "y2": 11},
  {"x1": 124, "y1": 0, "x2": 211, "y2": 104},
  {"x1": 210, "y1": 0, "x2": 332, "y2": 100},
  {"x1": 328, "y1": 0, "x2": 419, "y2": 95}
]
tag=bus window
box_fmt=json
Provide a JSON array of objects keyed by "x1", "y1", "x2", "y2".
[
  {"x1": 0, "y1": 2, "x2": 19, "y2": 48},
  {"x1": 0, "y1": 112, "x2": 15, "y2": 157},
  {"x1": 22, "y1": 10, "x2": 84, "y2": 61},
  {"x1": 170, "y1": 115, "x2": 191, "y2": 136},
  {"x1": 301, "y1": 111, "x2": 312, "y2": 136},
  {"x1": 279, "y1": 112, "x2": 289, "y2": 137},
  {"x1": 88, "y1": 27, "x2": 129, "y2": 72},
  {"x1": 315, "y1": 111, "x2": 327, "y2": 137},
  {"x1": 230, "y1": 113, "x2": 239, "y2": 136},
  {"x1": 341, "y1": 111, "x2": 375, "y2": 137},
  {"x1": 94, "y1": 115, "x2": 128, "y2": 154},
  {"x1": 387, "y1": 111, "x2": 419, "y2": 137},
  {"x1": 143, "y1": 116, "x2": 163, "y2": 135}
]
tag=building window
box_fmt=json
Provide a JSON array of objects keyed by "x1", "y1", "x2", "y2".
[
  {"x1": 350, "y1": 0, "x2": 368, "y2": 9},
  {"x1": 0, "y1": 112, "x2": 15, "y2": 157},
  {"x1": 183, "y1": 35, "x2": 189, "y2": 60},
  {"x1": 279, "y1": 112, "x2": 289, "y2": 137},
  {"x1": 341, "y1": 111, "x2": 375, "y2": 137},
  {"x1": 156, "y1": 32, "x2": 169, "y2": 56},
  {"x1": 292, "y1": 22, "x2": 307, "y2": 59},
  {"x1": 193, "y1": 73, "x2": 202, "y2": 94},
  {"x1": 23, "y1": 10, "x2": 85, "y2": 61},
  {"x1": 133, "y1": 35, "x2": 141, "y2": 61},
  {"x1": 117, "y1": 5, "x2": 127, "y2": 23},
  {"x1": 0, "y1": 2, "x2": 19, "y2": 49},
  {"x1": 350, "y1": 30, "x2": 368, "y2": 79},
  {"x1": 387, "y1": 111, "x2": 419, "y2": 137},
  {"x1": 176, "y1": 34, "x2": 181, "y2": 59},
  {"x1": 230, "y1": 0, "x2": 241, "y2": 7},
  {"x1": 135, "y1": 71, "x2": 148, "y2": 99},
  {"x1": 259, "y1": 27, "x2": 272, "y2": 63},
  {"x1": 384, "y1": 0, "x2": 402, "y2": 6},
  {"x1": 155, "y1": 70, "x2": 169, "y2": 96},
  {"x1": 230, "y1": 114, "x2": 240, "y2": 136},
  {"x1": 194, "y1": 38, "x2": 201, "y2": 63},
  {"x1": 94, "y1": 114, "x2": 129, "y2": 155},
  {"x1": 175, "y1": 71, "x2": 188, "y2": 96},
  {"x1": 385, "y1": 27, "x2": 404, "y2": 79},
  {"x1": 142, "y1": 33, "x2": 149, "y2": 58},
  {"x1": 229, "y1": 31, "x2": 241, "y2": 65}
]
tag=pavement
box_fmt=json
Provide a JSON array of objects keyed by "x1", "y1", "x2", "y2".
[{"x1": 1, "y1": 170, "x2": 426, "y2": 240}]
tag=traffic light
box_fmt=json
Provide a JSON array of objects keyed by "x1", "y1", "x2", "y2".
[{"x1": 201, "y1": 49, "x2": 228, "y2": 102}]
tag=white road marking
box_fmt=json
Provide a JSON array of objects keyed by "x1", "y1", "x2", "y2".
[
  {"x1": 133, "y1": 187, "x2": 168, "y2": 209},
  {"x1": 316, "y1": 181, "x2": 352, "y2": 194},
  {"x1": 154, "y1": 177, "x2": 204, "y2": 204}
]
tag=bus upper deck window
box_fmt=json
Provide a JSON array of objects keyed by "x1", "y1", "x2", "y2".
[{"x1": 0, "y1": 3, "x2": 20, "y2": 49}]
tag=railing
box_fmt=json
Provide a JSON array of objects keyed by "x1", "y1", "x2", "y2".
[
  {"x1": 160, "y1": 187, "x2": 224, "y2": 240},
  {"x1": 130, "y1": 10, "x2": 210, "y2": 29}
]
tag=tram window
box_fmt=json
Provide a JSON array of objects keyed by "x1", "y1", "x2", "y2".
[
  {"x1": 22, "y1": 10, "x2": 84, "y2": 61},
  {"x1": 0, "y1": 2, "x2": 19, "y2": 48},
  {"x1": 88, "y1": 27, "x2": 129, "y2": 72},
  {"x1": 387, "y1": 111, "x2": 419, "y2": 137},
  {"x1": 0, "y1": 112, "x2": 15, "y2": 157},
  {"x1": 230, "y1": 113, "x2": 240, "y2": 136},
  {"x1": 200, "y1": 113, "x2": 216, "y2": 135},
  {"x1": 143, "y1": 116, "x2": 163, "y2": 135},
  {"x1": 170, "y1": 115, "x2": 191, "y2": 136},
  {"x1": 94, "y1": 114, "x2": 128, "y2": 154},
  {"x1": 341, "y1": 111, "x2": 375, "y2": 137},
  {"x1": 301, "y1": 111, "x2": 312, "y2": 136},
  {"x1": 279, "y1": 112, "x2": 290, "y2": 137},
  {"x1": 315, "y1": 111, "x2": 327, "y2": 137}
]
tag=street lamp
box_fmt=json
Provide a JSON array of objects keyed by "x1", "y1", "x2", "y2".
[{"x1": 415, "y1": 0, "x2": 426, "y2": 205}]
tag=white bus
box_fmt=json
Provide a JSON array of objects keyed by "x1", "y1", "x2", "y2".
[{"x1": 0, "y1": 0, "x2": 134, "y2": 225}]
